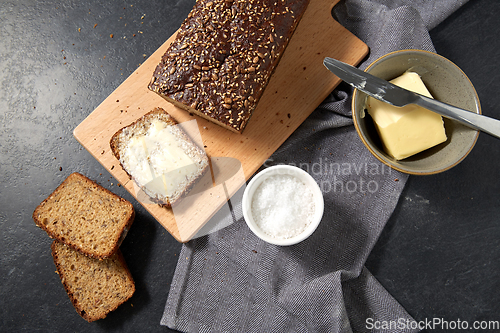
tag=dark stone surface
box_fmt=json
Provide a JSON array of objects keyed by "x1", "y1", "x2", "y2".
[
  {"x1": 1, "y1": 1, "x2": 193, "y2": 332},
  {"x1": 1, "y1": 0, "x2": 498, "y2": 332}
]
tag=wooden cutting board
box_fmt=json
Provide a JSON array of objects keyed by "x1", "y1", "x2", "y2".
[{"x1": 73, "y1": 0, "x2": 368, "y2": 242}]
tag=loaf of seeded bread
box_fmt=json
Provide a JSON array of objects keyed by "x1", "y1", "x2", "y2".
[
  {"x1": 148, "y1": 0, "x2": 310, "y2": 133},
  {"x1": 33, "y1": 173, "x2": 135, "y2": 259},
  {"x1": 51, "y1": 240, "x2": 135, "y2": 322},
  {"x1": 110, "y1": 107, "x2": 209, "y2": 207}
]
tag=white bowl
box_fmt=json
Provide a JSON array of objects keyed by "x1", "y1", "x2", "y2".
[{"x1": 242, "y1": 165, "x2": 324, "y2": 246}]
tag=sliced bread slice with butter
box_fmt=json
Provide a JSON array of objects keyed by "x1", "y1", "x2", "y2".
[{"x1": 110, "y1": 108, "x2": 209, "y2": 207}]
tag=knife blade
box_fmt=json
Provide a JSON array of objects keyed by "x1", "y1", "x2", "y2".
[{"x1": 323, "y1": 57, "x2": 500, "y2": 140}]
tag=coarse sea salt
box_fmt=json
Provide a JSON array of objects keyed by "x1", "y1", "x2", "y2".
[{"x1": 250, "y1": 174, "x2": 315, "y2": 239}]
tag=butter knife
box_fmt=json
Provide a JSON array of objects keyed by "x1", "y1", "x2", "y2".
[{"x1": 323, "y1": 57, "x2": 500, "y2": 140}]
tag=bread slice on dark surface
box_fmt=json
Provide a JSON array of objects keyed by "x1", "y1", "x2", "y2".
[
  {"x1": 110, "y1": 107, "x2": 209, "y2": 207},
  {"x1": 33, "y1": 172, "x2": 135, "y2": 259},
  {"x1": 51, "y1": 240, "x2": 135, "y2": 322},
  {"x1": 148, "y1": 0, "x2": 311, "y2": 133}
]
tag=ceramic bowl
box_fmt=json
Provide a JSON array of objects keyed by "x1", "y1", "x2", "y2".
[
  {"x1": 242, "y1": 165, "x2": 324, "y2": 246},
  {"x1": 352, "y1": 49, "x2": 481, "y2": 175}
]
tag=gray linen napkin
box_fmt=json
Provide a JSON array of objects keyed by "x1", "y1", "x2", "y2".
[{"x1": 161, "y1": 0, "x2": 468, "y2": 332}]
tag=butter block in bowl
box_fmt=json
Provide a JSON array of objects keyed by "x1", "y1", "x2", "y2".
[
  {"x1": 352, "y1": 49, "x2": 481, "y2": 175},
  {"x1": 366, "y1": 71, "x2": 447, "y2": 160}
]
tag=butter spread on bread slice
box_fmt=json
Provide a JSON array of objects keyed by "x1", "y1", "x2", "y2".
[{"x1": 110, "y1": 108, "x2": 209, "y2": 207}]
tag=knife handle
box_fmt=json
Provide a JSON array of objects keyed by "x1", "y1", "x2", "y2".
[{"x1": 416, "y1": 96, "x2": 500, "y2": 140}]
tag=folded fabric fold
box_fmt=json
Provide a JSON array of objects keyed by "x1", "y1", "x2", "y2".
[{"x1": 162, "y1": 0, "x2": 468, "y2": 332}]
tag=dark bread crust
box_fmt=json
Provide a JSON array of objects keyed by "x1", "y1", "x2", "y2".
[
  {"x1": 148, "y1": 0, "x2": 310, "y2": 133},
  {"x1": 109, "y1": 107, "x2": 210, "y2": 208},
  {"x1": 51, "y1": 241, "x2": 135, "y2": 322},
  {"x1": 33, "y1": 172, "x2": 135, "y2": 259}
]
